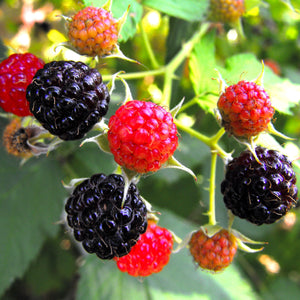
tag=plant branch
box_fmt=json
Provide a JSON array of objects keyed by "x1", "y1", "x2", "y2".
[{"x1": 207, "y1": 150, "x2": 218, "y2": 225}]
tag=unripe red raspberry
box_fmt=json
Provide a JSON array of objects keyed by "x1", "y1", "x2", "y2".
[
  {"x1": 217, "y1": 80, "x2": 275, "y2": 139},
  {"x1": 0, "y1": 53, "x2": 45, "y2": 116},
  {"x1": 209, "y1": 0, "x2": 245, "y2": 23},
  {"x1": 67, "y1": 6, "x2": 119, "y2": 57},
  {"x1": 115, "y1": 221, "x2": 174, "y2": 277},
  {"x1": 107, "y1": 100, "x2": 178, "y2": 173},
  {"x1": 189, "y1": 228, "x2": 237, "y2": 272}
]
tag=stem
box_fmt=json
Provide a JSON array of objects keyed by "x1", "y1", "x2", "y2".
[
  {"x1": 178, "y1": 97, "x2": 199, "y2": 113},
  {"x1": 102, "y1": 68, "x2": 166, "y2": 82},
  {"x1": 167, "y1": 23, "x2": 209, "y2": 74},
  {"x1": 161, "y1": 69, "x2": 173, "y2": 107},
  {"x1": 140, "y1": 23, "x2": 160, "y2": 69},
  {"x1": 174, "y1": 120, "x2": 229, "y2": 159},
  {"x1": 208, "y1": 151, "x2": 218, "y2": 225},
  {"x1": 174, "y1": 119, "x2": 210, "y2": 145}
]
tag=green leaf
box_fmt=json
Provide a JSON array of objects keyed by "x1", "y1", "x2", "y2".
[
  {"x1": 83, "y1": 0, "x2": 143, "y2": 42},
  {"x1": 190, "y1": 30, "x2": 217, "y2": 95},
  {"x1": 76, "y1": 209, "x2": 259, "y2": 300},
  {"x1": 142, "y1": 0, "x2": 210, "y2": 22},
  {"x1": 0, "y1": 149, "x2": 65, "y2": 297}
]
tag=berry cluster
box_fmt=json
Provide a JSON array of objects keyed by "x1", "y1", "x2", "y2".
[
  {"x1": 65, "y1": 173, "x2": 147, "y2": 259},
  {"x1": 221, "y1": 146, "x2": 298, "y2": 225},
  {"x1": 209, "y1": 0, "x2": 245, "y2": 24},
  {"x1": 67, "y1": 6, "x2": 119, "y2": 57},
  {"x1": 26, "y1": 60, "x2": 110, "y2": 140},
  {"x1": 108, "y1": 100, "x2": 178, "y2": 173},
  {"x1": 1, "y1": 1, "x2": 299, "y2": 285},
  {"x1": 189, "y1": 229, "x2": 237, "y2": 272},
  {"x1": 217, "y1": 80, "x2": 274, "y2": 139}
]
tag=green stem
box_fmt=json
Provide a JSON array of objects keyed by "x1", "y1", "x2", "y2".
[
  {"x1": 166, "y1": 23, "x2": 209, "y2": 74},
  {"x1": 208, "y1": 151, "x2": 218, "y2": 225},
  {"x1": 102, "y1": 68, "x2": 166, "y2": 82},
  {"x1": 174, "y1": 119, "x2": 210, "y2": 145},
  {"x1": 178, "y1": 97, "x2": 199, "y2": 113},
  {"x1": 140, "y1": 23, "x2": 160, "y2": 69}
]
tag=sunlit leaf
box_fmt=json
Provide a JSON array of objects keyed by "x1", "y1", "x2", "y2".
[{"x1": 142, "y1": 0, "x2": 210, "y2": 21}]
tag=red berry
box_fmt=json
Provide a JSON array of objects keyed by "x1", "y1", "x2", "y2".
[
  {"x1": 189, "y1": 229, "x2": 237, "y2": 272},
  {"x1": 217, "y1": 80, "x2": 275, "y2": 139},
  {"x1": 107, "y1": 100, "x2": 178, "y2": 173},
  {"x1": 209, "y1": 0, "x2": 245, "y2": 23},
  {"x1": 67, "y1": 6, "x2": 119, "y2": 57},
  {"x1": 0, "y1": 53, "x2": 45, "y2": 117},
  {"x1": 115, "y1": 221, "x2": 173, "y2": 277}
]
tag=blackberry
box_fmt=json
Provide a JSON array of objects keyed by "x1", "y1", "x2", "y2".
[
  {"x1": 65, "y1": 173, "x2": 148, "y2": 259},
  {"x1": 221, "y1": 146, "x2": 298, "y2": 225},
  {"x1": 26, "y1": 60, "x2": 110, "y2": 140}
]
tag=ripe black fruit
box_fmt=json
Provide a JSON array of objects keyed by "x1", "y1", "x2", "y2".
[
  {"x1": 26, "y1": 60, "x2": 110, "y2": 140},
  {"x1": 221, "y1": 146, "x2": 298, "y2": 225},
  {"x1": 65, "y1": 173, "x2": 148, "y2": 259}
]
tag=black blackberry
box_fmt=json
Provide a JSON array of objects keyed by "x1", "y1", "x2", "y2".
[
  {"x1": 65, "y1": 173, "x2": 148, "y2": 259},
  {"x1": 26, "y1": 60, "x2": 110, "y2": 140},
  {"x1": 221, "y1": 146, "x2": 298, "y2": 225}
]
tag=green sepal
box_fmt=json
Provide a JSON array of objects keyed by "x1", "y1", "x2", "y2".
[
  {"x1": 162, "y1": 155, "x2": 197, "y2": 181},
  {"x1": 104, "y1": 44, "x2": 142, "y2": 65},
  {"x1": 106, "y1": 70, "x2": 125, "y2": 95},
  {"x1": 62, "y1": 177, "x2": 89, "y2": 192},
  {"x1": 231, "y1": 229, "x2": 266, "y2": 253},
  {"x1": 170, "y1": 97, "x2": 185, "y2": 118},
  {"x1": 200, "y1": 224, "x2": 223, "y2": 238},
  {"x1": 80, "y1": 131, "x2": 111, "y2": 154},
  {"x1": 102, "y1": 0, "x2": 113, "y2": 11},
  {"x1": 267, "y1": 122, "x2": 294, "y2": 141},
  {"x1": 172, "y1": 230, "x2": 195, "y2": 254}
]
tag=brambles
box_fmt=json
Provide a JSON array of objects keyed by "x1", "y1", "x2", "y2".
[
  {"x1": 107, "y1": 100, "x2": 178, "y2": 173},
  {"x1": 67, "y1": 6, "x2": 119, "y2": 57},
  {"x1": 26, "y1": 60, "x2": 110, "y2": 140},
  {"x1": 189, "y1": 228, "x2": 238, "y2": 272},
  {"x1": 115, "y1": 221, "x2": 174, "y2": 277},
  {"x1": 1, "y1": 2, "x2": 300, "y2": 298},
  {"x1": 65, "y1": 173, "x2": 147, "y2": 259},
  {"x1": 0, "y1": 53, "x2": 45, "y2": 117},
  {"x1": 221, "y1": 146, "x2": 298, "y2": 225},
  {"x1": 217, "y1": 80, "x2": 275, "y2": 139}
]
